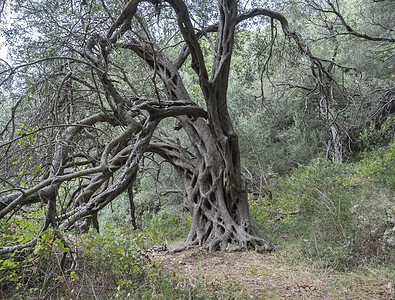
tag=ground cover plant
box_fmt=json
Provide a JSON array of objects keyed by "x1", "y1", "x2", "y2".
[{"x1": 1, "y1": 140, "x2": 393, "y2": 298}]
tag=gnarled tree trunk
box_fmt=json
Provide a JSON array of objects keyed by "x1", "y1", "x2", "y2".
[
  {"x1": 141, "y1": 0, "x2": 273, "y2": 251},
  {"x1": 150, "y1": 116, "x2": 273, "y2": 251},
  {"x1": 183, "y1": 127, "x2": 266, "y2": 251}
]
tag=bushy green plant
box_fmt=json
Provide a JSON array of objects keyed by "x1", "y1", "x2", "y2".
[
  {"x1": 273, "y1": 157, "x2": 354, "y2": 239},
  {"x1": 98, "y1": 193, "x2": 131, "y2": 228},
  {"x1": 1, "y1": 219, "x2": 208, "y2": 299},
  {"x1": 79, "y1": 224, "x2": 143, "y2": 279},
  {"x1": 0, "y1": 208, "x2": 78, "y2": 299},
  {"x1": 252, "y1": 150, "x2": 394, "y2": 270},
  {"x1": 79, "y1": 225, "x2": 237, "y2": 299},
  {"x1": 0, "y1": 207, "x2": 46, "y2": 294},
  {"x1": 360, "y1": 116, "x2": 395, "y2": 151},
  {"x1": 356, "y1": 139, "x2": 395, "y2": 190},
  {"x1": 140, "y1": 206, "x2": 192, "y2": 246}
]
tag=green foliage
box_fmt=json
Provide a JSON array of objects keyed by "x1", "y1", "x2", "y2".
[
  {"x1": 0, "y1": 208, "x2": 43, "y2": 291},
  {"x1": 356, "y1": 139, "x2": 395, "y2": 190},
  {"x1": 0, "y1": 208, "x2": 76, "y2": 298},
  {"x1": 1, "y1": 218, "x2": 209, "y2": 299},
  {"x1": 360, "y1": 116, "x2": 395, "y2": 151},
  {"x1": 98, "y1": 193, "x2": 132, "y2": 228},
  {"x1": 248, "y1": 194, "x2": 275, "y2": 229},
  {"x1": 75, "y1": 225, "x2": 242, "y2": 299},
  {"x1": 140, "y1": 206, "x2": 192, "y2": 246},
  {"x1": 98, "y1": 188, "x2": 190, "y2": 248},
  {"x1": 78, "y1": 224, "x2": 146, "y2": 293},
  {"x1": 251, "y1": 146, "x2": 394, "y2": 270},
  {"x1": 0, "y1": 207, "x2": 44, "y2": 247}
]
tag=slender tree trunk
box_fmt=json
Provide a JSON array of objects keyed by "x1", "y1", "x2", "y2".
[
  {"x1": 128, "y1": 185, "x2": 138, "y2": 230},
  {"x1": 320, "y1": 93, "x2": 344, "y2": 162}
]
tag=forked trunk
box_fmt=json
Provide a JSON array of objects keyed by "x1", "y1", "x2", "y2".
[
  {"x1": 141, "y1": 0, "x2": 273, "y2": 251},
  {"x1": 179, "y1": 118, "x2": 273, "y2": 252}
]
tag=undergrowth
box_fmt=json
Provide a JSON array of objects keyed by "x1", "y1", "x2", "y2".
[
  {"x1": 250, "y1": 139, "x2": 395, "y2": 270},
  {"x1": 1, "y1": 141, "x2": 393, "y2": 298},
  {"x1": 0, "y1": 219, "x2": 229, "y2": 299},
  {"x1": 139, "y1": 207, "x2": 192, "y2": 247}
]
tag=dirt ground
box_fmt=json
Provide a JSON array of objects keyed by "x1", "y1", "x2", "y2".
[{"x1": 153, "y1": 247, "x2": 394, "y2": 299}]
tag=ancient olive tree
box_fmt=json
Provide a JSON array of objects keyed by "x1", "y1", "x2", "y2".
[{"x1": 0, "y1": 0, "x2": 325, "y2": 254}]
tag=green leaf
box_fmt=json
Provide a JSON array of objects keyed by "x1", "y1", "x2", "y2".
[{"x1": 70, "y1": 271, "x2": 79, "y2": 280}]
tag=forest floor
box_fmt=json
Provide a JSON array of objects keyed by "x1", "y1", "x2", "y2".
[{"x1": 154, "y1": 246, "x2": 394, "y2": 299}]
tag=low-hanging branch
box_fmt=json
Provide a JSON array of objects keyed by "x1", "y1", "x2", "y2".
[{"x1": 3, "y1": 0, "x2": 381, "y2": 256}]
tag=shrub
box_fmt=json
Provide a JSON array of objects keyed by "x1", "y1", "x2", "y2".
[
  {"x1": 140, "y1": 206, "x2": 192, "y2": 246},
  {"x1": 0, "y1": 218, "x2": 206, "y2": 299},
  {"x1": 356, "y1": 139, "x2": 395, "y2": 190},
  {"x1": 0, "y1": 207, "x2": 47, "y2": 297},
  {"x1": 360, "y1": 116, "x2": 395, "y2": 151},
  {"x1": 252, "y1": 149, "x2": 394, "y2": 270}
]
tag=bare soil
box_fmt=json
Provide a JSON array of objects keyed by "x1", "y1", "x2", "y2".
[{"x1": 153, "y1": 247, "x2": 394, "y2": 299}]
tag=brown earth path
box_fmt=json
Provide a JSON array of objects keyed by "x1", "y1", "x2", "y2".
[{"x1": 153, "y1": 247, "x2": 394, "y2": 299}]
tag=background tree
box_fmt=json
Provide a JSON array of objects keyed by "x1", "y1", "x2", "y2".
[{"x1": 228, "y1": 0, "x2": 394, "y2": 181}]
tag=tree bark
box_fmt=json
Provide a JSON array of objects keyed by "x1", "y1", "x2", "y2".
[
  {"x1": 128, "y1": 185, "x2": 138, "y2": 230},
  {"x1": 139, "y1": 0, "x2": 274, "y2": 251}
]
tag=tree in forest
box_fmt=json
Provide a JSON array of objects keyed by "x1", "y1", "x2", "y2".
[
  {"x1": 229, "y1": 0, "x2": 394, "y2": 171},
  {"x1": 0, "y1": 0, "x2": 393, "y2": 255}
]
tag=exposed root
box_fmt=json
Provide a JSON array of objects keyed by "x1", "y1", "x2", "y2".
[
  {"x1": 250, "y1": 237, "x2": 275, "y2": 253},
  {"x1": 180, "y1": 234, "x2": 275, "y2": 254},
  {"x1": 168, "y1": 245, "x2": 194, "y2": 254}
]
